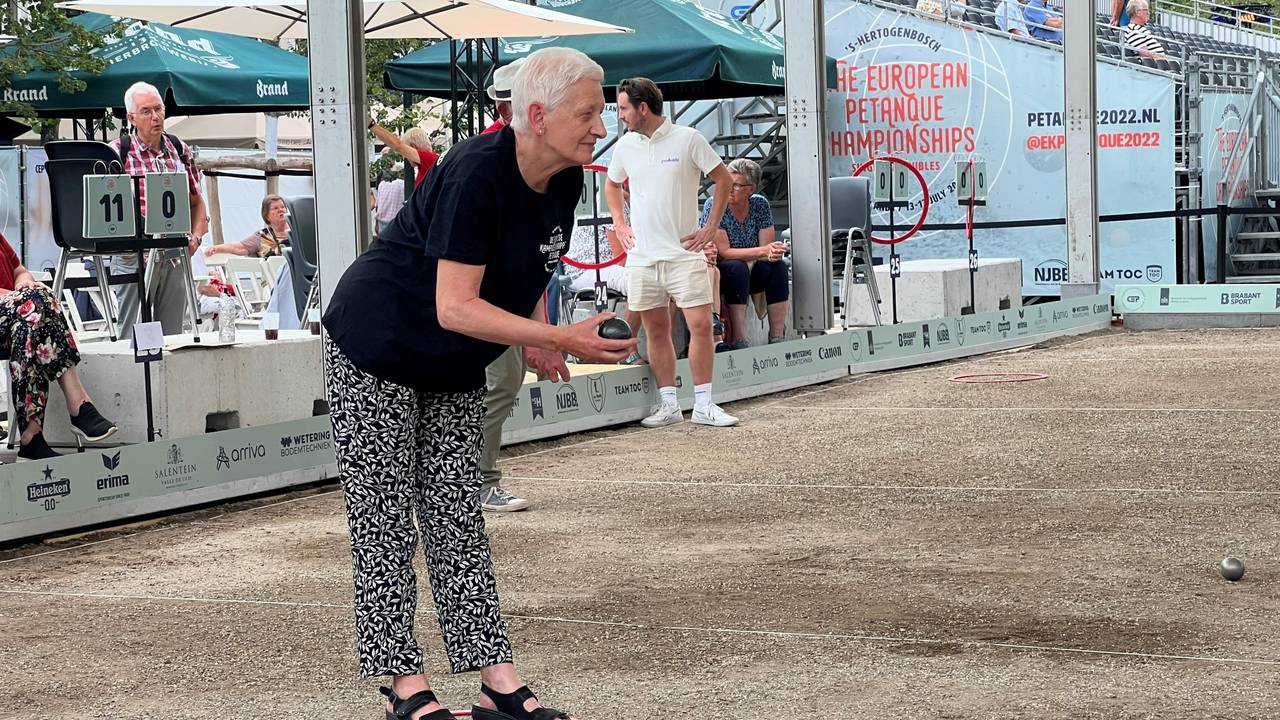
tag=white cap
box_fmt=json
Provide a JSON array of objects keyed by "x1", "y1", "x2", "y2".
[{"x1": 486, "y1": 58, "x2": 527, "y2": 102}]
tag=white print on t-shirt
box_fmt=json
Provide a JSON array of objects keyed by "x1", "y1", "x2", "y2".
[{"x1": 541, "y1": 225, "x2": 567, "y2": 271}]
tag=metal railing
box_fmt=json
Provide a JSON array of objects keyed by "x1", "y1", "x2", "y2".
[{"x1": 1162, "y1": 0, "x2": 1280, "y2": 46}]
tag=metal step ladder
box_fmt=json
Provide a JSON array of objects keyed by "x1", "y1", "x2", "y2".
[{"x1": 840, "y1": 229, "x2": 883, "y2": 327}]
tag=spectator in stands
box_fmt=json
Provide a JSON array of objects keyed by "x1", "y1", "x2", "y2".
[
  {"x1": 204, "y1": 194, "x2": 290, "y2": 258},
  {"x1": 194, "y1": 268, "x2": 236, "y2": 325},
  {"x1": 1125, "y1": 0, "x2": 1167, "y2": 58},
  {"x1": 1110, "y1": 0, "x2": 1131, "y2": 26},
  {"x1": 995, "y1": 0, "x2": 1030, "y2": 35},
  {"x1": 1022, "y1": 0, "x2": 1063, "y2": 42},
  {"x1": 0, "y1": 231, "x2": 117, "y2": 460},
  {"x1": 916, "y1": 0, "x2": 967, "y2": 19},
  {"x1": 701, "y1": 158, "x2": 789, "y2": 348},
  {"x1": 373, "y1": 167, "x2": 406, "y2": 234},
  {"x1": 482, "y1": 58, "x2": 527, "y2": 135},
  {"x1": 111, "y1": 81, "x2": 209, "y2": 338},
  {"x1": 367, "y1": 119, "x2": 440, "y2": 189}
]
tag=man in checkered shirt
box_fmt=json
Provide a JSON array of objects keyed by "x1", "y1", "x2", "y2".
[{"x1": 110, "y1": 81, "x2": 210, "y2": 336}]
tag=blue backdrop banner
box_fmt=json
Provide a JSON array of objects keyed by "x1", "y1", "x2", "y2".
[{"x1": 825, "y1": 2, "x2": 1177, "y2": 293}]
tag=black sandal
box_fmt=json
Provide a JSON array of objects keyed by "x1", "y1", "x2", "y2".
[
  {"x1": 471, "y1": 685, "x2": 571, "y2": 720},
  {"x1": 379, "y1": 686, "x2": 455, "y2": 720}
]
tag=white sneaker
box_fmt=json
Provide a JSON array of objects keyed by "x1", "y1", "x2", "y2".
[
  {"x1": 691, "y1": 402, "x2": 739, "y2": 427},
  {"x1": 478, "y1": 486, "x2": 530, "y2": 512},
  {"x1": 641, "y1": 402, "x2": 684, "y2": 428}
]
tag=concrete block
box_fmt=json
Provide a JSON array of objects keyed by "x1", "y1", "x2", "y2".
[
  {"x1": 38, "y1": 330, "x2": 324, "y2": 446},
  {"x1": 843, "y1": 258, "x2": 1022, "y2": 326}
]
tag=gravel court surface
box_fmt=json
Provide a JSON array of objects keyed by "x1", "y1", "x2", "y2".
[{"x1": 2, "y1": 327, "x2": 1279, "y2": 719}]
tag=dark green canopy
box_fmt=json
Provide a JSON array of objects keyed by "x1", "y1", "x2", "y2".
[
  {"x1": 385, "y1": 0, "x2": 837, "y2": 101},
  {"x1": 1, "y1": 13, "x2": 309, "y2": 117}
]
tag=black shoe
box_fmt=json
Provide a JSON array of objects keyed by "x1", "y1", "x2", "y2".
[
  {"x1": 379, "y1": 687, "x2": 455, "y2": 720},
  {"x1": 712, "y1": 312, "x2": 725, "y2": 336},
  {"x1": 472, "y1": 685, "x2": 570, "y2": 720},
  {"x1": 70, "y1": 401, "x2": 118, "y2": 442},
  {"x1": 18, "y1": 432, "x2": 60, "y2": 461},
  {"x1": 715, "y1": 341, "x2": 732, "y2": 353}
]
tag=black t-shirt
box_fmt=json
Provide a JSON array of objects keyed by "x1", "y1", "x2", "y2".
[{"x1": 323, "y1": 127, "x2": 580, "y2": 393}]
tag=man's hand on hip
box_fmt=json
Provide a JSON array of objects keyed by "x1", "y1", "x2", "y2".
[
  {"x1": 614, "y1": 224, "x2": 637, "y2": 251},
  {"x1": 680, "y1": 225, "x2": 718, "y2": 251}
]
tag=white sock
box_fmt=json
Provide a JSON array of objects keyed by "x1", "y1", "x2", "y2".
[
  {"x1": 660, "y1": 386, "x2": 678, "y2": 407},
  {"x1": 694, "y1": 383, "x2": 713, "y2": 412}
]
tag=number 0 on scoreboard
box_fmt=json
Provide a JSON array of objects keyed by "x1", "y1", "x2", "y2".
[{"x1": 143, "y1": 172, "x2": 192, "y2": 236}]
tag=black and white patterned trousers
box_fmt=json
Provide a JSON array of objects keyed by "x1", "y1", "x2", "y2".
[{"x1": 324, "y1": 337, "x2": 514, "y2": 677}]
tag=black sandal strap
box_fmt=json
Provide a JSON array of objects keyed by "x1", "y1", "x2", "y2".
[
  {"x1": 380, "y1": 687, "x2": 453, "y2": 720},
  {"x1": 478, "y1": 685, "x2": 569, "y2": 720}
]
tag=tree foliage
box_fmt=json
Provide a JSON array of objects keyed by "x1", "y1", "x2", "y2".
[
  {"x1": 0, "y1": 3, "x2": 110, "y2": 128},
  {"x1": 294, "y1": 36, "x2": 449, "y2": 181}
]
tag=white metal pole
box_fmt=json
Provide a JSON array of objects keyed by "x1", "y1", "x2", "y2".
[
  {"x1": 1062, "y1": 0, "x2": 1100, "y2": 296},
  {"x1": 306, "y1": 0, "x2": 369, "y2": 309},
  {"x1": 783, "y1": 0, "x2": 834, "y2": 333}
]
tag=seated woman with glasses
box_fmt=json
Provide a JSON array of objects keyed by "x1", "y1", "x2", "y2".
[
  {"x1": 699, "y1": 158, "x2": 789, "y2": 348},
  {"x1": 205, "y1": 195, "x2": 290, "y2": 259}
]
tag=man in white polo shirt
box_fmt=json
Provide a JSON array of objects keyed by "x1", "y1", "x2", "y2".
[{"x1": 605, "y1": 77, "x2": 737, "y2": 428}]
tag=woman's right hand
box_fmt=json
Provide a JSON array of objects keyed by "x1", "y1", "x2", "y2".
[
  {"x1": 204, "y1": 246, "x2": 217, "y2": 257},
  {"x1": 557, "y1": 314, "x2": 637, "y2": 363}
]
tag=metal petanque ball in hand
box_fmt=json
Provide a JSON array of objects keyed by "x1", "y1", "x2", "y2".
[
  {"x1": 1219, "y1": 556, "x2": 1245, "y2": 582},
  {"x1": 597, "y1": 317, "x2": 632, "y2": 340}
]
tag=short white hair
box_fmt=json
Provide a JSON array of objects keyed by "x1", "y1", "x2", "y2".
[
  {"x1": 1127, "y1": 0, "x2": 1149, "y2": 14},
  {"x1": 510, "y1": 47, "x2": 603, "y2": 133},
  {"x1": 124, "y1": 81, "x2": 162, "y2": 113}
]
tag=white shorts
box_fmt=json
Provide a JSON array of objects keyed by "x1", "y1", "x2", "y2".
[{"x1": 627, "y1": 256, "x2": 714, "y2": 312}]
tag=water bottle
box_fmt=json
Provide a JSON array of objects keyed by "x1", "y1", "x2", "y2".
[{"x1": 218, "y1": 292, "x2": 237, "y2": 343}]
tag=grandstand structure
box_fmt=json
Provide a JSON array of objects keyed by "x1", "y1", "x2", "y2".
[{"x1": 690, "y1": 0, "x2": 1280, "y2": 287}]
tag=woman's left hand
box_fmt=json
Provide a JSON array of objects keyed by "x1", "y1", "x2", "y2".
[
  {"x1": 523, "y1": 346, "x2": 571, "y2": 383},
  {"x1": 14, "y1": 277, "x2": 48, "y2": 292}
]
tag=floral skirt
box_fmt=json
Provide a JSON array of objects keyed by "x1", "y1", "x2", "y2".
[{"x1": 0, "y1": 287, "x2": 80, "y2": 436}]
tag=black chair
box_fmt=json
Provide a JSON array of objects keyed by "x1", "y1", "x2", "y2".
[
  {"x1": 45, "y1": 140, "x2": 119, "y2": 164},
  {"x1": 828, "y1": 177, "x2": 881, "y2": 324},
  {"x1": 44, "y1": 156, "x2": 202, "y2": 338},
  {"x1": 284, "y1": 195, "x2": 317, "y2": 320},
  {"x1": 43, "y1": 141, "x2": 127, "y2": 340}
]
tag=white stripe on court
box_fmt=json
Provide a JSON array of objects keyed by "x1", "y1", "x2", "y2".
[
  {"x1": 0, "y1": 588, "x2": 1274, "y2": 667},
  {"x1": 505, "y1": 476, "x2": 1280, "y2": 497}
]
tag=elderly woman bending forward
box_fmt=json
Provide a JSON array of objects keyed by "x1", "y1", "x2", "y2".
[{"x1": 321, "y1": 48, "x2": 635, "y2": 720}]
